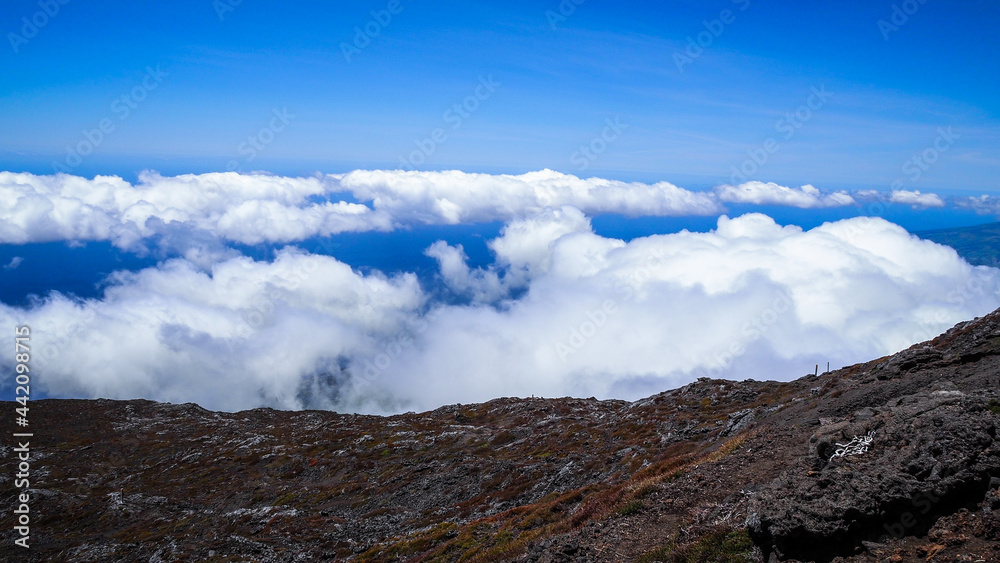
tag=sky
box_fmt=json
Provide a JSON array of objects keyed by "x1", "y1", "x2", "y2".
[
  {"x1": 1, "y1": 0, "x2": 998, "y2": 190},
  {"x1": 2, "y1": 1, "x2": 1000, "y2": 413}
]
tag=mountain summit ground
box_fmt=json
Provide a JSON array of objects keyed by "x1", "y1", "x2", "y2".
[{"x1": 4, "y1": 310, "x2": 1000, "y2": 562}]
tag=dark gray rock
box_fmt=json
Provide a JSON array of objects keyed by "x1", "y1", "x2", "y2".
[
  {"x1": 748, "y1": 391, "x2": 1000, "y2": 562},
  {"x1": 723, "y1": 408, "x2": 757, "y2": 437}
]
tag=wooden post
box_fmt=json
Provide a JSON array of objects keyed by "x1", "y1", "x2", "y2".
[{"x1": 814, "y1": 364, "x2": 818, "y2": 376}]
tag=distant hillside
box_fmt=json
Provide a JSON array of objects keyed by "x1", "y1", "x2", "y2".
[{"x1": 919, "y1": 222, "x2": 1000, "y2": 267}]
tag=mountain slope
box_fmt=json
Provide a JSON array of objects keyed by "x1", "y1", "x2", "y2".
[{"x1": 4, "y1": 310, "x2": 1000, "y2": 562}]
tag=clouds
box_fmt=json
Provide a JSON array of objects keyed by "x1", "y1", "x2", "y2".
[
  {"x1": 3, "y1": 168, "x2": 992, "y2": 414},
  {"x1": 6, "y1": 169, "x2": 947, "y2": 250},
  {"x1": 425, "y1": 206, "x2": 596, "y2": 300},
  {"x1": 852, "y1": 189, "x2": 947, "y2": 210},
  {"x1": 0, "y1": 249, "x2": 423, "y2": 411},
  {"x1": 714, "y1": 181, "x2": 855, "y2": 208},
  {"x1": 3, "y1": 169, "x2": 975, "y2": 254},
  {"x1": 0, "y1": 171, "x2": 390, "y2": 248},
  {"x1": 2, "y1": 168, "x2": 719, "y2": 250},
  {"x1": 888, "y1": 189, "x2": 945, "y2": 208},
  {"x1": 365, "y1": 212, "x2": 997, "y2": 411},
  {"x1": 337, "y1": 169, "x2": 722, "y2": 223},
  {"x1": 5, "y1": 209, "x2": 998, "y2": 414},
  {"x1": 424, "y1": 241, "x2": 505, "y2": 302},
  {"x1": 955, "y1": 194, "x2": 1000, "y2": 218}
]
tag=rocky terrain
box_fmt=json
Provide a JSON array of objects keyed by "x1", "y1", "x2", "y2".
[{"x1": 4, "y1": 309, "x2": 1000, "y2": 562}]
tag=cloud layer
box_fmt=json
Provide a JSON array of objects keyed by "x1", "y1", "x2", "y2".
[
  {"x1": 0, "y1": 171, "x2": 390, "y2": 248},
  {"x1": 714, "y1": 181, "x2": 855, "y2": 208},
  {"x1": 337, "y1": 169, "x2": 721, "y2": 223},
  {"x1": 365, "y1": 212, "x2": 999, "y2": 410},
  {"x1": 3, "y1": 169, "x2": 953, "y2": 251},
  {"x1": 4, "y1": 210, "x2": 997, "y2": 413},
  {"x1": 1, "y1": 249, "x2": 424, "y2": 411}
]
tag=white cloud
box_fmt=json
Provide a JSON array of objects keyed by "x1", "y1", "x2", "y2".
[
  {"x1": 4, "y1": 256, "x2": 23, "y2": 270},
  {"x1": 1, "y1": 169, "x2": 718, "y2": 248},
  {"x1": 0, "y1": 170, "x2": 968, "y2": 253},
  {"x1": 356, "y1": 212, "x2": 996, "y2": 411},
  {"x1": 487, "y1": 205, "x2": 596, "y2": 289},
  {"x1": 0, "y1": 248, "x2": 423, "y2": 411},
  {"x1": 0, "y1": 170, "x2": 721, "y2": 248},
  {"x1": 336, "y1": 168, "x2": 722, "y2": 223},
  {"x1": 0, "y1": 171, "x2": 390, "y2": 248},
  {"x1": 714, "y1": 181, "x2": 855, "y2": 208},
  {"x1": 424, "y1": 206, "x2": 604, "y2": 301},
  {"x1": 424, "y1": 241, "x2": 506, "y2": 302},
  {"x1": 5, "y1": 210, "x2": 997, "y2": 414},
  {"x1": 889, "y1": 190, "x2": 945, "y2": 209},
  {"x1": 956, "y1": 195, "x2": 1000, "y2": 217},
  {"x1": 854, "y1": 189, "x2": 946, "y2": 210}
]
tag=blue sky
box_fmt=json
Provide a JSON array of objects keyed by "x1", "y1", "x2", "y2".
[
  {"x1": 2, "y1": 0, "x2": 998, "y2": 191},
  {"x1": 4, "y1": 1, "x2": 1000, "y2": 412}
]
